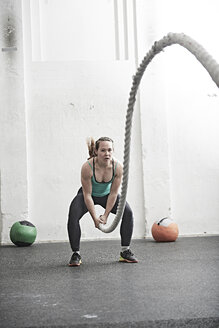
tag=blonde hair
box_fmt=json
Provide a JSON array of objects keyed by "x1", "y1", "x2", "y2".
[{"x1": 87, "y1": 137, "x2": 114, "y2": 159}]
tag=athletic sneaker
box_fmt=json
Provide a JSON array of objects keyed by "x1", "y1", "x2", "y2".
[
  {"x1": 119, "y1": 249, "x2": 138, "y2": 263},
  {"x1": 68, "y1": 252, "x2": 82, "y2": 267}
]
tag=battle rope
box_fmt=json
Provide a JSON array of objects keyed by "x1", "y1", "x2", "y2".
[{"x1": 99, "y1": 32, "x2": 219, "y2": 233}]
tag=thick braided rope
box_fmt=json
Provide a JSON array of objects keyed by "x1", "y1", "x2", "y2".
[{"x1": 99, "y1": 32, "x2": 219, "y2": 233}]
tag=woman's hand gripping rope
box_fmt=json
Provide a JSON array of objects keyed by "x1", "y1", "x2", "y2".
[{"x1": 94, "y1": 215, "x2": 107, "y2": 229}]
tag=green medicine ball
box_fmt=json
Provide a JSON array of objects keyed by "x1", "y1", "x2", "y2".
[{"x1": 10, "y1": 220, "x2": 37, "y2": 246}]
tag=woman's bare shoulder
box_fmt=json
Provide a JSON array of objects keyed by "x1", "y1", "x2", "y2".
[
  {"x1": 81, "y1": 159, "x2": 93, "y2": 177},
  {"x1": 113, "y1": 157, "x2": 122, "y2": 166},
  {"x1": 113, "y1": 158, "x2": 123, "y2": 174}
]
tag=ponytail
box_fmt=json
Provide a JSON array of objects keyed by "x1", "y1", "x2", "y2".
[{"x1": 86, "y1": 137, "x2": 96, "y2": 159}]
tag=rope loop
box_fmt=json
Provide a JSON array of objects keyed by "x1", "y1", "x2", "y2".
[{"x1": 98, "y1": 32, "x2": 219, "y2": 233}]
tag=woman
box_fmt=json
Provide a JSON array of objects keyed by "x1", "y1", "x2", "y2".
[{"x1": 67, "y1": 137, "x2": 138, "y2": 266}]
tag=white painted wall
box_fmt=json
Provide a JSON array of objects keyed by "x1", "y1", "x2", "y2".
[
  {"x1": 31, "y1": 0, "x2": 116, "y2": 61},
  {"x1": 136, "y1": 0, "x2": 219, "y2": 236},
  {"x1": 0, "y1": 0, "x2": 219, "y2": 245},
  {"x1": 20, "y1": 0, "x2": 146, "y2": 243},
  {"x1": 162, "y1": 0, "x2": 219, "y2": 235}
]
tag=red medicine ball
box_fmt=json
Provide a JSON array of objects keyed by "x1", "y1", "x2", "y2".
[{"x1": 151, "y1": 218, "x2": 179, "y2": 242}]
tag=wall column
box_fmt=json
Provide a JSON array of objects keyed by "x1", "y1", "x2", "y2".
[{"x1": 0, "y1": 0, "x2": 28, "y2": 244}]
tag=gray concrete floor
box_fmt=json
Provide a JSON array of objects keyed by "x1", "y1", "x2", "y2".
[{"x1": 0, "y1": 236, "x2": 218, "y2": 328}]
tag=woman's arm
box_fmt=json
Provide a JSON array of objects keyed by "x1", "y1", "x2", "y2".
[
  {"x1": 81, "y1": 162, "x2": 104, "y2": 228},
  {"x1": 101, "y1": 163, "x2": 123, "y2": 224}
]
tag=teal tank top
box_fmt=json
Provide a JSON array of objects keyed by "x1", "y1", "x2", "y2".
[{"x1": 87, "y1": 158, "x2": 118, "y2": 197}]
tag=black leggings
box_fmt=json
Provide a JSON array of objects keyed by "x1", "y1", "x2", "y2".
[{"x1": 67, "y1": 188, "x2": 134, "y2": 251}]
